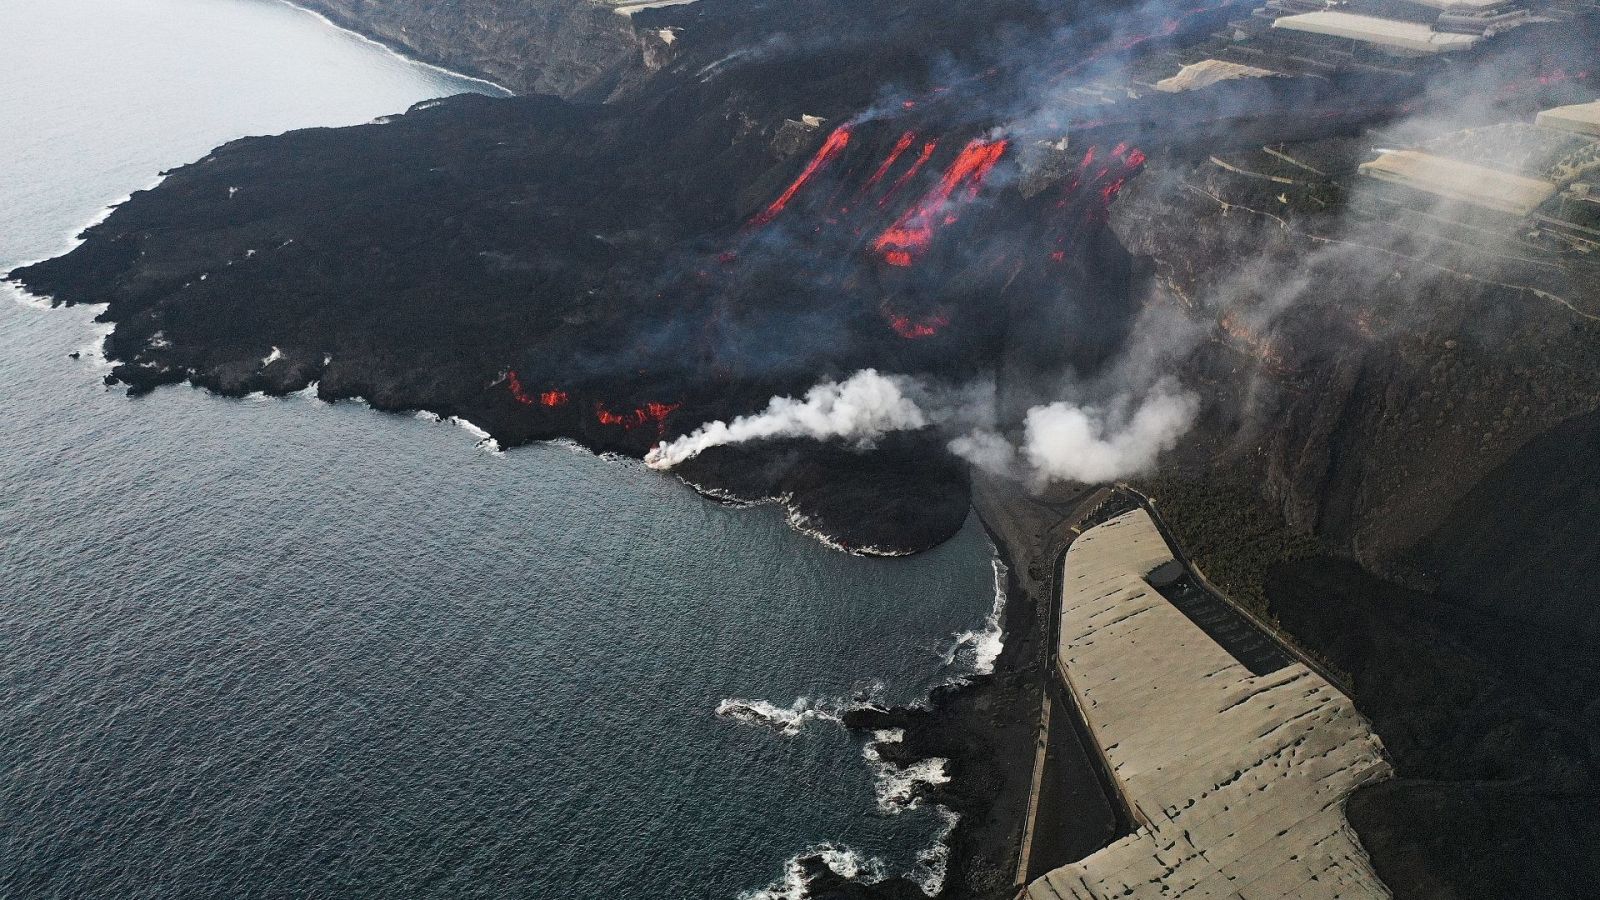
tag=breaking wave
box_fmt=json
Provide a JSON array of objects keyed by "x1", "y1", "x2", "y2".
[
  {"x1": 943, "y1": 553, "x2": 1008, "y2": 678},
  {"x1": 724, "y1": 546, "x2": 1002, "y2": 898},
  {"x1": 445, "y1": 415, "x2": 503, "y2": 455},
  {"x1": 2, "y1": 279, "x2": 52, "y2": 310},
  {"x1": 716, "y1": 682, "x2": 886, "y2": 737},
  {"x1": 862, "y1": 728, "x2": 950, "y2": 813},
  {"x1": 908, "y1": 807, "x2": 961, "y2": 896},
  {"x1": 715, "y1": 697, "x2": 844, "y2": 737},
  {"x1": 739, "y1": 844, "x2": 889, "y2": 900}
]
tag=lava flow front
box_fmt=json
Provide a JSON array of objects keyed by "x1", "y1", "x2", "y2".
[
  {"x1": 871, "y1": 137, "x2": 1009, "y2": 267},
  {"x1": 595, "y1": 400, "x2": 682, "y2": 436},
  {"x1": 507, "y1": 370, "x2": 570, "y2": 408},
  {"x1": 747, "y1": 123, "x2": 853, "y2": 228}
]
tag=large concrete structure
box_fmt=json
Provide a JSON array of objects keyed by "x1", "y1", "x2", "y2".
[
  {"x1": 1359, "y1": 149, "x2": 1559, "y2": 215},
  {"x1": 1271, "y1": 10, "x2": 1482, "y2": 53},
  {"x1": 1537, "y1": 100, "x2": 1600, "y2": 138},
  {"x1": 1026, "y1": 510, "x2": 1392, "y2": 900}
]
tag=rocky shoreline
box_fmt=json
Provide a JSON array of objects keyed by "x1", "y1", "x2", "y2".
[{"x1": 797, "y1": 480, "x2": 1124, "y2": 899}]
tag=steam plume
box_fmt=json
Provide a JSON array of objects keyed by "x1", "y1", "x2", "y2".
[
  {"x1": 646, "y1": 369, "x2": 928, "y2": 469},
  {"x1": 650, "y1": 366, "x2": 1194, "y2": 483},
  {"x1": 948, "y1": 384, "x2": 1197, "y2": 484},
  {"x1": 1020, "y1": 385, "x2": 1198, "y2": 483}
]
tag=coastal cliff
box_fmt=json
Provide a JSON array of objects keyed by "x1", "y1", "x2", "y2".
[{"x1": 291, "y1": 0, "x2": 647, "y2": 98}]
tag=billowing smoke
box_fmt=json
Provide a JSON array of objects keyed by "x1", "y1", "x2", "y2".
[
  {"x1": 1021, "y1": 384, "x2": 1197, "y2": 482},
  {"x1": 650, "y1": 367, "x2": 1195, "y2": 483},
  {"x1": 646, "y1": 369, "x2": 929, "y2": 469},
  {"x1": 950, "y1": 382, "x2": 1197, "y2": 483}
]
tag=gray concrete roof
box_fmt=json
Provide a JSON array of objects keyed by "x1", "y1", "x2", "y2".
[
  {"x1": 1537, "y1": 101, "x2": 1600, "y2": 138},
  {"x1": 1360, "y1": 150, "x2": 1558, "y2": 215},
  {"x1": 1273, "y1": 11, "x2": 1481, "y2": 53},
  {"x1": 1026, "y1": 510, "x2": 1391, "y2": 900}
]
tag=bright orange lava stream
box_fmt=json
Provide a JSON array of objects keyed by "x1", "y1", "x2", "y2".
[
  {"x1": 747, "y1": 124, "x2": 853, "y2": 228},
  {"x1": 863, "y1": 131, "x2": 917, "y2": 191},
  {"x1": 872, "y1": 137, "x2": 1008, "y2": 266}
]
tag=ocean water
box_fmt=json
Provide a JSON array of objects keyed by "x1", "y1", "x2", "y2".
[{"x1": 0, "y1": 2, "x2": 1002, "y2": 897}]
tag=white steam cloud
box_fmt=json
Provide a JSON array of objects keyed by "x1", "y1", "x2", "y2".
[
  {"x1": 646, "y1": 369, "x2": 928, "y2": 469},
  {"x1": 649, "y1": 368, "x2": 1196, "y2": 484},
  {"x1": 948, "y1": 382, "x2": 1197, "y2": 483},
  {"x1": 1020, "y1": 384, "x2": 1197, "y2": 482}
]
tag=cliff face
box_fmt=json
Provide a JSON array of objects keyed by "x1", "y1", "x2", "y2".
[
  {"x1": 292, "y1": 0, "x2": 648, "y2": 98},
  {"x1": 1107, "y1": 94, "x2": 1600, "y2": 898},
  {"x1": 1108, "y1": 141, "x2": 1600, "y2": 576}
]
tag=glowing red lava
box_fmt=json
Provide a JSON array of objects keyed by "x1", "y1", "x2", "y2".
[
  {"x1": 747, "y1": 124, "x2": 853, "y2": 228},
  {"x1": 878, "y1": 296, "x2": 949, "y2": 339},
  {"x1": 872, "y1": 137, "x2": 1008, "y2": 266},
  {"x1": 863, "y1": 131, "x2": 918, "y2": 191},
  {"x1": 507, "y1": 370, "x2": 569, "y2": 408},
  {"x1": 879, "y1": 140, "x2": 938, "y2": 207},
  {"x1": 1495, "y1": 69, "x2": 1593, "y2": 98},
  {"x1": 1048, "y1": 143, "x2": 1147, "y2": 260},
  {"x1": 595, "y1": 400, "x2": 682, "y2": 435},
  {"x1": 887, "y1": 312, "x2": 949, "y2": 339}
]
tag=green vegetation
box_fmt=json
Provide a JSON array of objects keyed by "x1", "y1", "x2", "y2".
[{"x1": 1134, "y1": 471, "x2": 1318, "y2": 619}]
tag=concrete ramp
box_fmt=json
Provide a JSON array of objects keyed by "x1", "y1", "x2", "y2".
[{"x1": 1027, "y1": 510, "x2": 1392, "y2": 900}]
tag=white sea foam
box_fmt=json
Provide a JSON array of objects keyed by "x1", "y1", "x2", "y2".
[
  {"x1": 943, "y1": 552, "x2": 1009, "y2": 679},
  {"x1": 860, "y1": 729, "x2": 962, "y2": 897},
  {"x1": 716, "y1": 697, "x2": 844, "y2": 737},
  {"x1": 543, "y1": 437, "x2": 594, "y2": 456},
  {"x1": 863, "y1": 729, "x2": 950, "y2": 813},
  {"x1": 414, "y1": 410, "x2": 441, "y2": 422},
  {"x1": 731, "y1": 707, "x2": 960, "y2": 897},
  {"x1": 76, "y1": 319, "x2": 117, "y2": 373},
  {"x1": 740, "y1": 845, "x2": 888, "y2": 900},
  {"x1": 446, "y1": 416, "x2": 503, "y2": 456},
  {"x1": 292, "y1": 381, "x2": 324, "y2": 402},
  {"x1": 2, "y1": 279, "x2": 52, "y2": 310},
  {"x1": 784, "y1": 500, "x2": 910, "y2": 557},
  {"x1": 716, "y1": 683, "x2": 885, "y2": 737},
  {"x1": 908, "y1": 807, "x2": 961, "y2": 896}
]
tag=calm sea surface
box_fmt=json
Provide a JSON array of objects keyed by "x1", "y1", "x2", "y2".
[{"x1": 0, "y1": 1, "x2": 1001, "y2": 897}]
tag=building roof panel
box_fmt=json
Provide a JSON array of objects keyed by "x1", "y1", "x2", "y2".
[
  {"x1": 1536, "y1": 102, "x2": 1600, "y2": 138},
  {"x1": 1272, "y1": 11, "x2": 1482, "y2": 53},
  {"x1": 1359, "y1": 150, "x2": 1558, "y2": 215}
]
